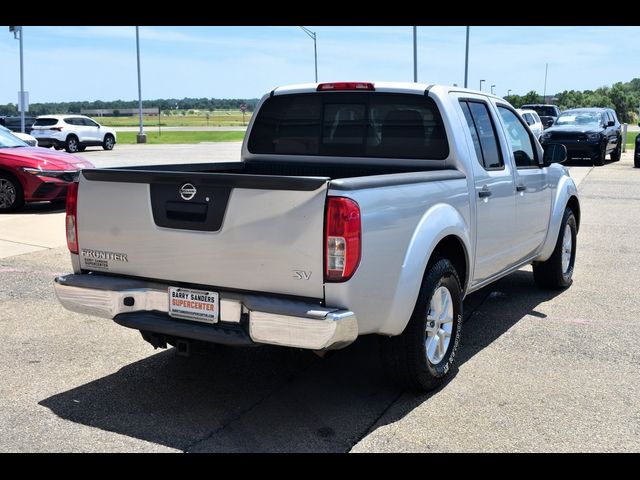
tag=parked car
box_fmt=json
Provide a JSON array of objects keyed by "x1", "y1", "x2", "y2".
[
  {"x1": 30, "y1": 115, "x2": 117, "y2": 153},
  {"x1": 540, "y1": 108, "x2": 622, "y2": 166},
  {"x1": 520, "y1": 104, "x2": 561, "y2": 129},
  {"x1": 635, "y1": 125, "x2": 640, "y2": 168},
  {"x1": 0, "y1": 128, "x2": 94, "y2": 212},
  {"x1": 53, "y1": 82, "x2": 579, "y2": 392},
  {"x1": 0, "y1": 115, "x2": 37, "y2": 134},
  {"x1": 0, "y1": 124, "x2": 38, "y2": 146},
  {"x1": 517, "y1": 109, "x2": 544, "y2": 139}
]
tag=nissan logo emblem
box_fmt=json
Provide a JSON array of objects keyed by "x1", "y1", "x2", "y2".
[{"x1": 179, "y1": 183, "x2": 197, "y2": 201}]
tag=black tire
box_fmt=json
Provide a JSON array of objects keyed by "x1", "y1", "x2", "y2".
[
  {"x1": 635, "y1": 152, "x2": 640, "y2": 168},
  {"x1": 593, "y1": 142, "x2": 606, "y2": 166},
  {"x1": 610, "y1": 139, "x2": 621, "y2": 162},
  {"x1": 54, "y1": 146, "x2": 63, "y2": 150},
  {"x1": 380, "y1": 258, "x2": 463, "y2": 392},
  {"x1": 533, "y1": 207, "x2": 577, "y2": 289},
  {"x1": 102, "y1": 134, "x2": 115, "y2": 151},
  {"x1": 0, "y1": 172, "x2": 25, "y2": 212},
  {"x1": 65, "y1": 135, "x2": 79, "y2": 153},
  {"x1": 77, "y1": 145, "x2": 86, "y2": 152}
]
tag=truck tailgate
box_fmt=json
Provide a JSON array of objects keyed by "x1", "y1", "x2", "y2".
[{"x1": 75, "y1": 169, "x2": 329, "y2": 299}]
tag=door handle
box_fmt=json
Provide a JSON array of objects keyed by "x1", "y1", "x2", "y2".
[
  {"x1": 516, "y1": 184, "x2": 526, "y2": 192},
  {"x1": 478, "y1": 186, "x2": 492, "y2": 198}
]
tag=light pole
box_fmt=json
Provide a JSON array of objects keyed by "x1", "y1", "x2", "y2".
[
  {"x1": 9, "y1": 26, "x2": 26, "y2": 133},
  {"x1": 507, "y1": 89, "x2": 512, "y2": 97},
  {"x1": 413, "y1": 26, "x2": 418, "y2": 82},
  {"x1": 479, "y1": 79, "x2": 485, "y2": 91},
  {"x1": 135, "y1": 26, "x2": 146, "y2": 143},
  {"x1": 464, "y1": 26, "x2": 469, "y2": 88},
  {"x1": 543, "y1": 62, "x2": 548, "y2": 101},
  {"x1": 299, "y1": 26, "x2": 318, "y2": 83},
  {"x1": 491, "y1": 84, "x2": 496, "y2": 95}
]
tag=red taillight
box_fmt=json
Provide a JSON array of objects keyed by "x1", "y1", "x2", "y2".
[
  {"x1": 50, "y1": 127, "x2": 63, "y2": 131},
  {"x1": 317, "y1": 82, "x2": 375, "y2": 91},
  {"x1": 66, "y1": 182, "x2": 79, "y2": 254},
  {"x1": 325, "y1": 197, "x2": 361, "y2": 282}
]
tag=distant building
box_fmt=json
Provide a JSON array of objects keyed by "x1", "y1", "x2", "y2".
[{"x1": 81, "y1": 108, "x2": 159, "y2": 116}]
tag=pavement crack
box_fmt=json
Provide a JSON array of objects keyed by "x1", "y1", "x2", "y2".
[
  {"x1": 0, "y1": 238, "x2": 52, "y2": 249},
  {"x1": 349, "y1": 389, "x2": 405, "y2": 453}
]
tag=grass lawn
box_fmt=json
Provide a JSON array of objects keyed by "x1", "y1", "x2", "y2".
[
  {"x1": 626, "y1": 132, "x2": 638, "y2": 148},
  {"x1": 99, "y1": 112, "x2": 252, "y2": 128},
  {"x1": 116, "y1": 131, "x2": 245, "y2": 145}
]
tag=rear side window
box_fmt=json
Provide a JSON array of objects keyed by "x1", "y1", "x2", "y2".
[
  {"x1": 34, "y1": 118, "x2": 58, "y2": 127},
  {"x1": 248, "y1": 92, "x2": 448, "y2": 160},
  {"x1": 64, "y1": 118, "x2": 82, "y2": 126},
  {"x1": 459, "y1": 100, "x2": 503, "y2": 170}
]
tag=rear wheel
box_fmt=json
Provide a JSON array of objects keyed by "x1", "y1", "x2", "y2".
[
  {"x1": 0, "y1": 173, "x2": 25, "y2": 212},
  {"x1": 102, "y1": 134, "x2": 115, "y2": 150},
  {"x1": 380, "y1": 258, "x2": 463, "y2": 392},
  {"x1": 533, "y1": 207, "x2": 577, "y2": 289},
  {"x1": 65, "y1": 135, "x2": 79, "y2": 153},
  {"x1": 77, "y1": 145, "x2": 86, "y2": 152}
]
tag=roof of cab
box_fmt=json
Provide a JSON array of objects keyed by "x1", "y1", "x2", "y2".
[{"x1": 271, "y1": 82, "x2": 505, "y2": 102}]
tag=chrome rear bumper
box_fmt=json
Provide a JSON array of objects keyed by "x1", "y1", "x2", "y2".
[{"x1": 54, "y1": 274, "x2": 358, "y2": 350}]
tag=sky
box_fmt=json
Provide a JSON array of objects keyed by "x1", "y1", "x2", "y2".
[{"x1": 0, "y1": 26, "x2": 637, "y2": 104}]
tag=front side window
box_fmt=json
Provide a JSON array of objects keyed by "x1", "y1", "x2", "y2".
[
  {"x1": 248, "y1": 92, "x2": 449, "y2": 160},
  {"x1": 82, "y1": 118, "x2": 99, "y2": 127},
  {"x1": 498, "y1": 106, "x2": 537, "y2": 168}
]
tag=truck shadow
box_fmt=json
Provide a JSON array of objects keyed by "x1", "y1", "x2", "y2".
[{"x1": 39, "y1": 269, "x2": 563, "y2": 452}]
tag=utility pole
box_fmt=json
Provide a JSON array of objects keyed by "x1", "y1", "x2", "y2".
[
  {"x1": 136, "y1": 26, "x2": 146, "y2": 143},
  {"x1": 543, "y1": 63, "x2": 548, "y2": 101},
  {"x1": 479, "y1": 79, "x2": 485, "y2": 91},
  {"x1": 299, "y1": 27, "x2": 318, "y2": 83},
  {"x1": 464, "y1": 26, "x2": 469, "y2": 88},
  {"x1": 413, "y1": 26, "x2": 418, "y2": 82},
  {"x1": 9, "y1": 27, "x2": 26, "y2": 133}
]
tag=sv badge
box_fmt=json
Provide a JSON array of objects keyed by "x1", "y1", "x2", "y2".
[{"x1": 293, "y1": 270, "x2": 312, "y2": 280}]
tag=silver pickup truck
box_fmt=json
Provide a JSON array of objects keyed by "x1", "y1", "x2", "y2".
[{"x1": 54, "y1": 82, "x2": 580, "y2": 391}]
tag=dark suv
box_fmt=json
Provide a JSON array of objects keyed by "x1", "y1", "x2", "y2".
[
  {"x1": 540, "y1": 108, "x2": 621, "y2": 166},
  {"x1": 520, "y1": 104, "x2": 561, "y2": 129},
  {"x1": 0, "y1": 116, "x2": 37, "y2": 134}
]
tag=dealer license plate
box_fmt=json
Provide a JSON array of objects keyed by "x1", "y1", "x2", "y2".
[{"x1": 168, "y1": 287, "x2": 219, "y2": 324}]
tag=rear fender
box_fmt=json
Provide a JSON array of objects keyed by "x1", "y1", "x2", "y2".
[{"x1": 379, "y1": 203, "x2": 471, "y2": 336}]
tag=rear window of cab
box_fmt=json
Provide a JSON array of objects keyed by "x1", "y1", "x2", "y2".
[{"x1": 248, "y1": 92, "x2": 449, "y2": 160}]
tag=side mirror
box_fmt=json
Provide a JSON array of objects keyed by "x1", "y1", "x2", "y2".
[
  {"x1": 607, "y1": 120, "x2": 615, "y2": 127},
  {"x1": 542, "y1": 143, "x2": 567, "y2": 167}
]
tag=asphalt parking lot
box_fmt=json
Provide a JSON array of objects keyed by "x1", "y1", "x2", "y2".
[{"x1": 0, "y1": 145, "x2": 639, "y2": 452}]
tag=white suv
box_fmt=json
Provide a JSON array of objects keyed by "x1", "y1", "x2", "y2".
[{"x1": 31, "y1": 115, "x2": 117, "y2": 153}]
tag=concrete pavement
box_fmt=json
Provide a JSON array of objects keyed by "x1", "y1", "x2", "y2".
[{"x1": 0, "y1": 148, "x2": 639, "y2": 452}]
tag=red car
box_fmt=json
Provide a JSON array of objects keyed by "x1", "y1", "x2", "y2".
[{"x1": 0, "y1": 129, "x2": 94, "y2": 212}]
